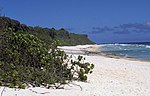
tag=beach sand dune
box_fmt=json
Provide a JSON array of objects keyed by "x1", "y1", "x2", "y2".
[{"x1": 0, "y1": 45, "x2": 150, "y2": 96}]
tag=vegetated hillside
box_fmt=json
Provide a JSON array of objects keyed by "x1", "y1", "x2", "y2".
[{"x1": 0, "y1": 16, "x2": 95, "y2": 45}]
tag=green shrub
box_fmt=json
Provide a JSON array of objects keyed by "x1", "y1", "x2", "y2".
[{"x1": 0, "y1": 31, "x2": 94, "y2": 89}]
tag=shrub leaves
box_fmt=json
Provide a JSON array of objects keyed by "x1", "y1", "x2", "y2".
[{"x1": 0, "y1": 31, "x2": 94, "y2": 89}]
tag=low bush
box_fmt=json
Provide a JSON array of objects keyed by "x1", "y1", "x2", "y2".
[{"x1": 0, "y1": 31, "x2": 94, "y2": 89}]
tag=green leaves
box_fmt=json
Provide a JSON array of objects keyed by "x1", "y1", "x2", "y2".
[{"x1": 0, "y1": 31, "x2": 94, "y2": 89}]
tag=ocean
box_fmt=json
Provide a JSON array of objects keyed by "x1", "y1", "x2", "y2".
[{"x1": 99, "y1": 43, "x2": 150, "y2": 61}]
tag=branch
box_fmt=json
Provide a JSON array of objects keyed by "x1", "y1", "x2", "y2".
[
  {"x1": 29, "y1": 89, "x2": 50, "y2": 94},
  {"x1": 1, "y1": 87, "x2": 6, "y2": 96},
  {"x1": 70, "y1": 83, "x2": 82, "y2": 91}
]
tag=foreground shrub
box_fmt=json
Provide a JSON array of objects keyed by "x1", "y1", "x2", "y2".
[{"x1": 0, "y1": 31, "x2": 94, "y2": 89}]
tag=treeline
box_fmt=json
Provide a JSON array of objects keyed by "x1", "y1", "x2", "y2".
[{"x1": 0, "y1": 16, "x2": 95, "y2": 45}]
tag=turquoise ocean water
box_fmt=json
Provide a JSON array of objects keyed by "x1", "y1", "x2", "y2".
[{"x1": 100, "y1": 43, "x2": 150, "y2": 61}]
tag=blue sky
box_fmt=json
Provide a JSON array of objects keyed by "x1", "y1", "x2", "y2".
[{"x1": 1, "y1": 0, "x2": 150, "y2": 43}]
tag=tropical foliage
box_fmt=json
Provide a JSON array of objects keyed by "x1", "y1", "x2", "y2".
[{"x1": 0, "y1": 31, "x2": 94, "y2": 89}]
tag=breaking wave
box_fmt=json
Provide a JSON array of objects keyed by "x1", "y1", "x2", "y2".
[{"x1": 99, "y1": 43, "x2": 150, "y2": 61}]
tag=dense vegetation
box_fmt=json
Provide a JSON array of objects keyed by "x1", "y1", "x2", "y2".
[
  {"x1": 0, "y1": 16, "x2": 94, "y2": 89},
  {"x1": 0, "y1": 16, "x2": 95, "y2": 45}
]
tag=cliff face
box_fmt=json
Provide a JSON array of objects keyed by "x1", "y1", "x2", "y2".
[
  {"x1": 0, "y1": 16, "x2": 95, "y2": 45},
  {"x1": 0, "y1": 17, "x2": 29, "y2": 32}
]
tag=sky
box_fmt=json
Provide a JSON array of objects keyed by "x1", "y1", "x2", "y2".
[{"x1": 0, "y1": 0, "x2": 150, "y2": 43}]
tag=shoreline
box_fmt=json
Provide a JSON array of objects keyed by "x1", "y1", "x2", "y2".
[
  {"x1": 58, "y1": 45, "x2": 150, "y2": 96},
  {"x1": 59, "y1": 44, "x2": 150, "y2": 63},
  {"x1": 1, "y1": 45, "x2": 150, "y2": 96},
  {"x1": 81, "y1": 44, "x2": 150, "y2": 63}
]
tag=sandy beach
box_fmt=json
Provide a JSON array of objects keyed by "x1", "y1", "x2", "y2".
[{"x1": 0, "y1": 45, "x2": 150, "y2": 96}]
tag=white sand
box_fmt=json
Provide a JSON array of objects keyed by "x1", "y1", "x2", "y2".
[{"x1": 1, "y1": 45, "x2": 150, "y2": 96}]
